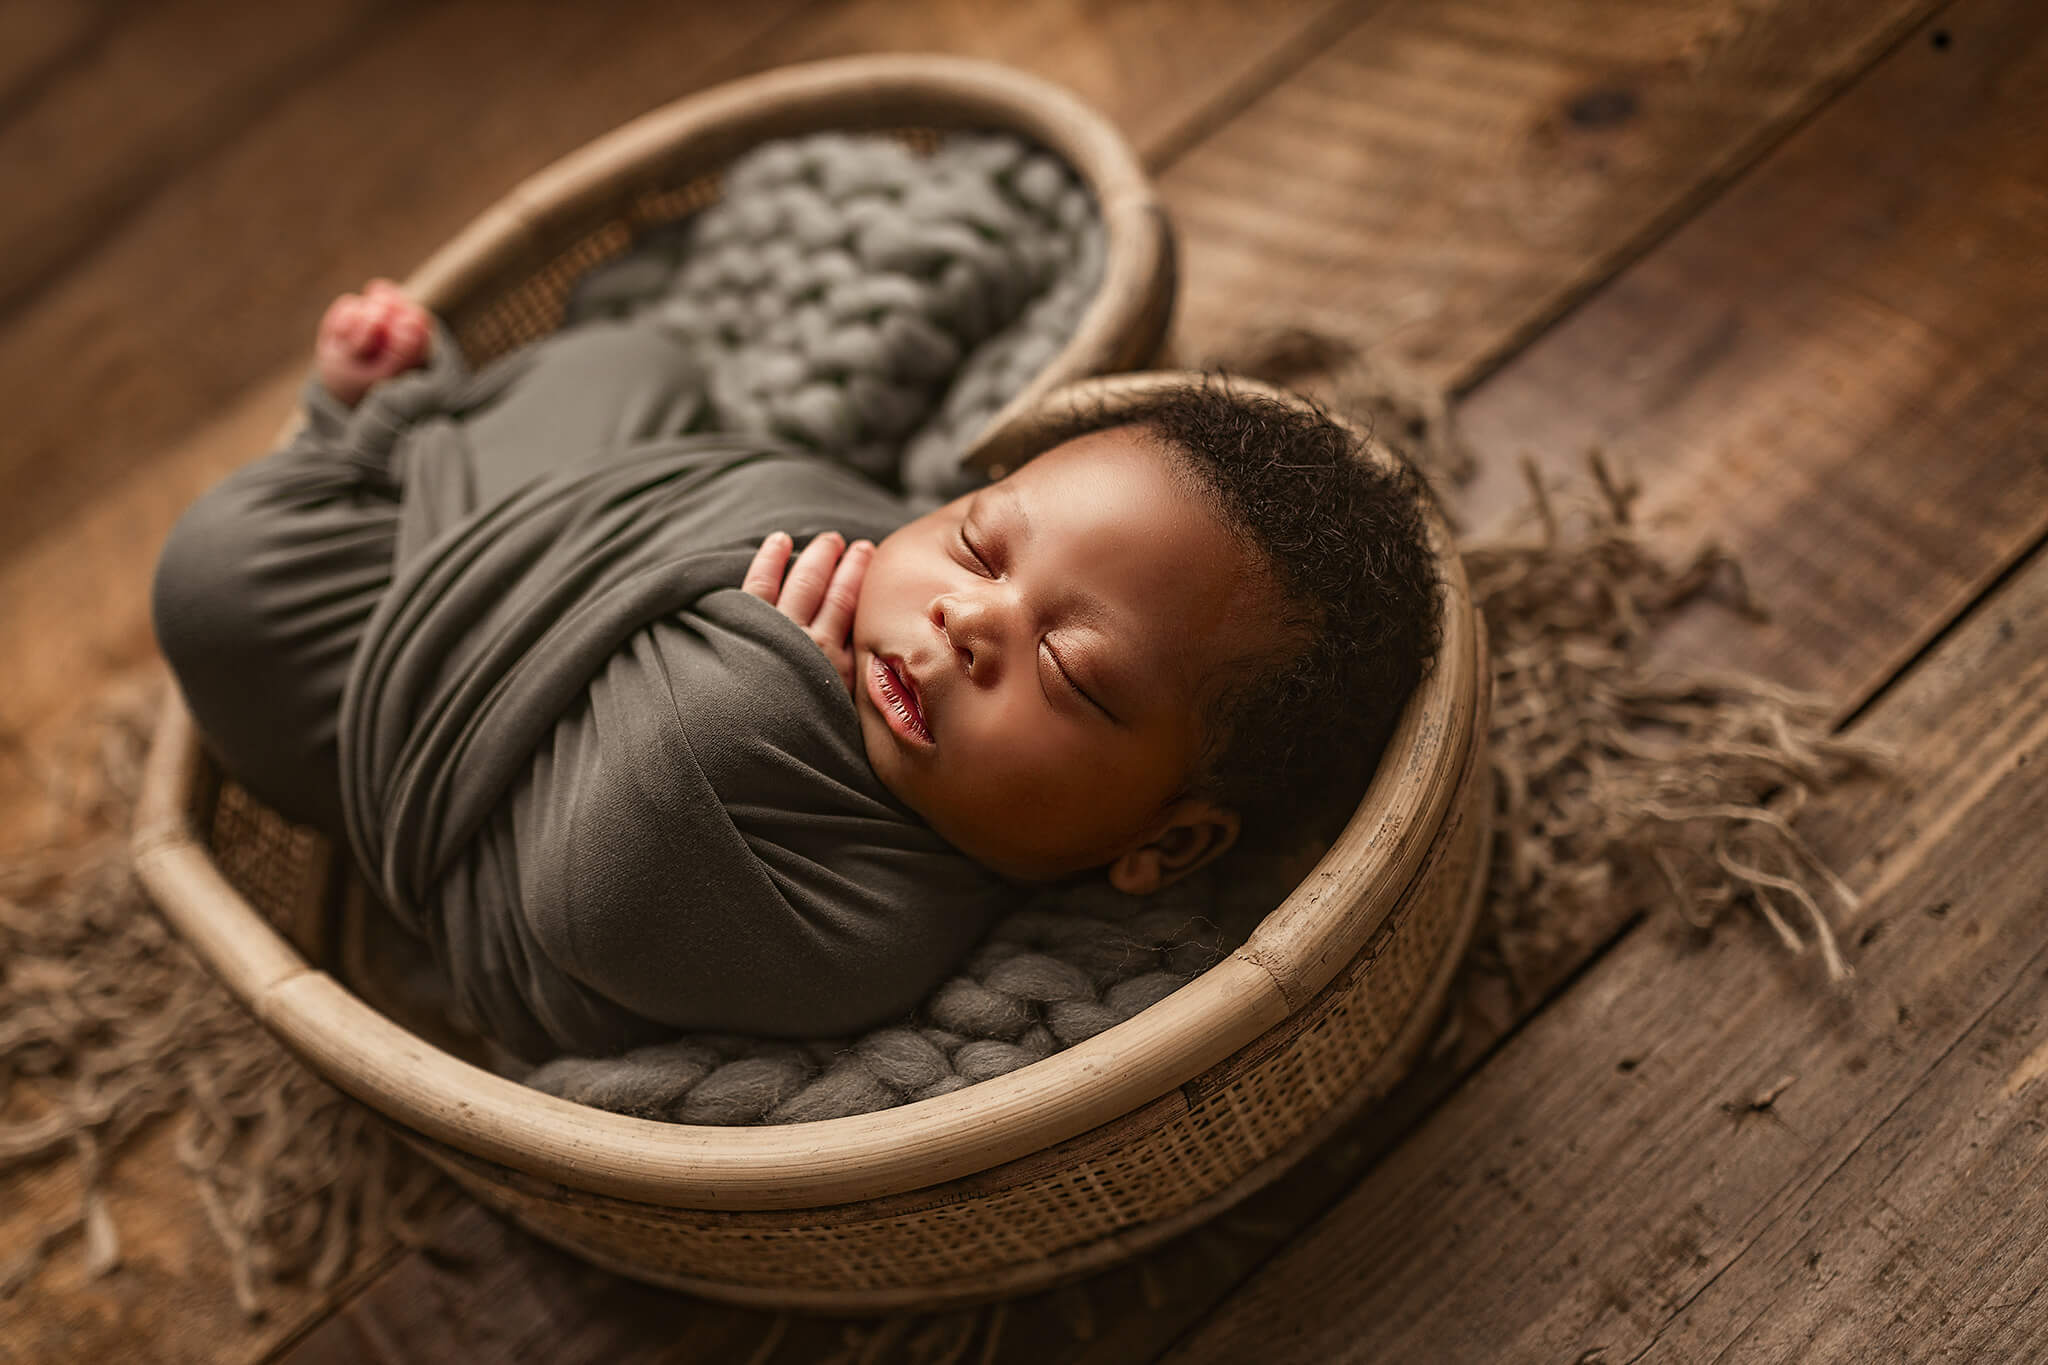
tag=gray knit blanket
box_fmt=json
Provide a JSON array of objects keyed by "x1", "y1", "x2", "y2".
[
  {"x1": 563, "y1": 129, "x2": 1106, "y2": 504},
  {"x1": 525, "y1": 861, "x2": 1300, "y2": 1124},
  {"x1": 480, "y1": 130, "x2": 1295, "y2": 1123}
]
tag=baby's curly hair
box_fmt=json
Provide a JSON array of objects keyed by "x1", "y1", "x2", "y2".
[{"x1": 1045, "y1": 380, "x2": 1444, "y2": 845}]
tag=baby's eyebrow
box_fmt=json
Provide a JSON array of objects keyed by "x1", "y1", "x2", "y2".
[
  {"x1": 983, "y1": 479, "x2": 1032, "y2": 540},
  {"x1": 1001, "y1": 478, "x2": 1117, "y2": 621}
]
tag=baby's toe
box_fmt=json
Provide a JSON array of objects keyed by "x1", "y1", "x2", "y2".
[
  {"x1": 334, "y1": 298, "x2": 375, "y2": 350},
  {"x1": 388, "y1": 311, "x2": 430, "y2": 365}
]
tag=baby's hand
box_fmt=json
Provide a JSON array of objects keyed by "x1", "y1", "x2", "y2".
[
  {"x1": 315, "y1": 279, "x2": 431, "y2": 407},
  {"x1": 742, "y1": 531, "x2": 872, "y2": 691}
]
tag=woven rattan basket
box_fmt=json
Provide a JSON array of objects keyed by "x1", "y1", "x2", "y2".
[{"x1": 132, "y1": 54, "x2": 1492, "y2": 1311}]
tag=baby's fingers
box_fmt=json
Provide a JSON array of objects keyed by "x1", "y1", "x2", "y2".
[
  {"x1": 741, "y1": 532, "x2": 793, "y2": 603},
  {"x1": 776, "y1": 532, "x2": 844, "y2": 622},
  {"x1": 809, "y1": 540, "x2": 872, "y2": 646}
]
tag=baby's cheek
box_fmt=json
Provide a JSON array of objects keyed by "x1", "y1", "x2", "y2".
[{"x1": 849, "y1": 542, "x2": 905, "y2": 639}]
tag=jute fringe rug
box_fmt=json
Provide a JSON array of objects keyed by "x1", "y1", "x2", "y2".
[{"x1": 0, "y1": 349, "x2": 1881, "y2": 1334}]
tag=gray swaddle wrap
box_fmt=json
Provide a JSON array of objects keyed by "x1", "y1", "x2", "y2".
[
  {"x1": 325, "y1": 130, "x2": 1110, "y2": 1060},
  {"x1": 157, "y1": 129, "x2": 1101, "y2": 1067},
  {"x1": 328, "y1": 334, "x2": 1010, "y2": 1062}
]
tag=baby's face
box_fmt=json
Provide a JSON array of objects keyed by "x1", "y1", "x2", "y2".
[{"x1": 850, "y1": 427, "x2": 1282, "y2": 882}]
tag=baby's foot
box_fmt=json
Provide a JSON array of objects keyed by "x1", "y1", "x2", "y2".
[{"x1": 315, "y1": 279, "x2": 431, "y2": 406}]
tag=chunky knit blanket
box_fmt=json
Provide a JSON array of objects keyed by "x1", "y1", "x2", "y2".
[
  {"x1": 523, "y1": 853, "x2": 1303, "y2": 1124},
  {"x1": 565, "y1": 129, "x2": 1105, "y2": 503}
]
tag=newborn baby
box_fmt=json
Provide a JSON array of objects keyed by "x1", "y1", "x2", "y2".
[{"x1": 154, "y1": 280, "x2": 1441, "y2": 1061}]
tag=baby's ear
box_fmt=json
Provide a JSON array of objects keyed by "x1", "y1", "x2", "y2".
[{"x1": 1108, "y1": 799, "x2": 1241, "y2": 896}]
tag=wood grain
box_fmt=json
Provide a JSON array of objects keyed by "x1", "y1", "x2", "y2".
[
  {"x1": 1162, "y1": 0, "x2": 1941, "y2": 391},
  {"x1": 1456, "y1": 0, "x2": 2048, "y2": 708},
  {"x1": 1342, "y1": 0, "x2": 2048, "y2": 1021},
  {"x1": 1162, "y1": 517, "x2": 2048, "y2": 1364},
  {"x1": 1640, "y1": 908, "x2": 2048, "y2": 1361},
  {"x1": 0, "y1": 0, "x2": 403, "y2": 325}
]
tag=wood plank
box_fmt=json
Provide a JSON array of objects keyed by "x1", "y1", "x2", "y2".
[
  {"x1": 1455, "y1": 0, "x2": 2048, "y2": 707},
  {"x1": 1334, "y1": 0, "x2": 2048, "y2": 1018},
  {"x1": 0, "y1": 0, "x2": 400, "y2": 324},
  {"x1": 1638, "y1": 910, "x2": 2048, "y2": 1360},
  {"x1": 1162, "y1": 0, "x2": 1939, "y2": 391},
  {"x1": 1163, "y1": 513, "x2": 2048, "y2": 1362}
]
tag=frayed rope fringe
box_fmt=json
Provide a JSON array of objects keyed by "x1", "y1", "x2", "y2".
[
  {"x1": 0, "y1": 372, "x2": 1882, "y2": 1319},
  {"x1": 1465, "y1": 453, "x2": 1884, "y2": 997},
  {"x1": 0, "y1": 686, "x2": 447, "y2": 1316}
]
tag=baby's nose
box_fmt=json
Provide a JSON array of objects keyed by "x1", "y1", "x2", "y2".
[{"x1": 934, "y1": 591, "x2": 1010, "y2": 679}]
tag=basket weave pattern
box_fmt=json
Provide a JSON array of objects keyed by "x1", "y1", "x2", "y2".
[
  {"x1": 208, "y1": 779, "x2": 331, "y2": 963},
  {"x1": 448, "y1": 174, "x2": 724, "y2": 368}
]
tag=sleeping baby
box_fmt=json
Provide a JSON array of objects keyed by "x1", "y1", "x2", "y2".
[{"x1": 152, "y1": 279, "x2": 1441, "y2": 1063}]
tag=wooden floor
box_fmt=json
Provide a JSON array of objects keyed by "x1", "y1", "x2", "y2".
[{"x1": 5, "y1": 1, "x2": 2046, "y2": 1361}]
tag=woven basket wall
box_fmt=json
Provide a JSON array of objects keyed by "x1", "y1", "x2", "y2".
[{"x1": 133, "y1": 55, "x2": 1491, "y2": 1311}]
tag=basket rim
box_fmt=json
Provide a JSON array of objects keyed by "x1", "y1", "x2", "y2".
[{"x1": 134, "y1": 56, "x2": 1481, "y2": 1212}]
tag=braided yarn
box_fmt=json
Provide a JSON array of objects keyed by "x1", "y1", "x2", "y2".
[{"x1": 566, "y1": 130, "x2": 1105, "y2": 501}]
